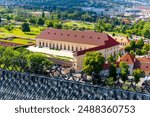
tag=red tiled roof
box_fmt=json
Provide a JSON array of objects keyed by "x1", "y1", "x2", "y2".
[
  {"x1": 36, "y1": 28, "x2": 119, "y2": 47},
  {"x1": 0, "y1": 41, "x2": 23, "y2": 47},
  {"x1": 118, "y1": 53, "x2": 150, "y2": 72},
  {"x1": 120, "y1": 53, "x2": 135, "y2": 64},
  {"x1": 134, "y1": 58, "x2": 150, "y2": 71},
  {"x1": 75, "y1": 35, "x2": 119, "y2": 56}
]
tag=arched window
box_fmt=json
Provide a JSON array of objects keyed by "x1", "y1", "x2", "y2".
[
  {"x1": 76, "y1": 46, "x2": 78, "y2": 51},
  {"x1": 56, "y1": 43, "x2": 59, "y2": 49},
  {"x1": 68, "y1": 45, "x2": 70, "y2": 50},
  {"x1": 72, "y1": 46, "x2": 74, "y2": 51},
  {"x1": 39, "y1": 42, "x2": 41, "y2": 46},
  {"x1": 49, "y1": 43, "x2": 51, "y2": 48},
  {"x1": 60, "y1": 44, "x2": 62, "y2": 49}
]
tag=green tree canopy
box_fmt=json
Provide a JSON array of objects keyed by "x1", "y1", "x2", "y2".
[
  {"x1": 37, "y1": 17, "x2": 45, "y2": 26},
  {"x1": 83, "y1": 51, "x2": 105, "y2": 75},
  {"x1": 21, "y1": 22, "x2": 30, "y2": 33},
  {"x1": 136, "y1": 39, "x2": 144, "y2": 49},
  {"x1": 94, "y1": 19, "x2": 105, "y2": 32},
  {"x1": 45, "y1": 20, "x2": 54, "y2": 28},
  {"x1": 119, "y1": 62, "x2": 129, "y2": 83},
  {"x1": 28, "y1": 53, "x2": 53, "y2": 74},
  {"x1": 29, "y1": 17, "x2": 36, "y2": 24},
  {"x1": 107, "y1": 55, "x2": 115, "y2": 63},
  {"x1": 109, "y1": 63, "x2": 117, "y2": 81},
  {"x1": 133, "y1": 69, "x2": 143, "y2": 84}
]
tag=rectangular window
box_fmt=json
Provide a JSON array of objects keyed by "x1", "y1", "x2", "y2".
[{"x1": 39, "y1": 42, "x2": 41, "y2": 46}]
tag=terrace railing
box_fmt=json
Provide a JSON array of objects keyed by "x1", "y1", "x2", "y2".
[{"x1": 0, "y1": 66, "x2": 150, "y2": 100}]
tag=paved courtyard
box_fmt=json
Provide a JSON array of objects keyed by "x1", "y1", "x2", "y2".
[{"x1": 27, "y1": 46, "x2": 74, "y2": 58}]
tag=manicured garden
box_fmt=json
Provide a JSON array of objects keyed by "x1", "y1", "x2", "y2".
[
  {"x1": 0, "y1": 38, "x2": 35, "y2": 45},
  {"x1": 63, "y1": 21, "x2": 94, "y2": 30},
  {"x1": 0, "y1": 26, "x2": 44, "y2": 39}
]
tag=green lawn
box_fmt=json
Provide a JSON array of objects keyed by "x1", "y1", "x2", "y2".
[
  {"x1": 105, "y1": 31, "x2": 128, "y2": 37},
  {"x1": 0, "y1": 38, "x2": 35, "y2": 45},
  {"x1": 0, "y1": 26, "x2": 45, "y2": 39},
  {"x1": 63, "y1": 21, "x2": 94, "y2": 30},
  {"x1": 0, "y1": 34, "x2": 8, "y2": 38}
]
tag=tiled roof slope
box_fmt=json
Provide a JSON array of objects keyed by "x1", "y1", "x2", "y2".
[
  {"x1": 119, "y1": 53, "x2": 150, "y2": 72},
  {"x1": 120, "y1": 53, "x2": 135, "y2": 64},
  {"x1": 36, "y1": 28, "x2": 119, "y2": 46},
  {"x1": 76, "y1": 36, "x2": 120, "y2": 56},
  {"x1": 134, "y1": 58, "x2": 150, "y2": 71}
]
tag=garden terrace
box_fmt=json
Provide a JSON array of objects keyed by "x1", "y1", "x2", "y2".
[{"x1": 0, "y1": 41, "x2": 23, "y2": 47}]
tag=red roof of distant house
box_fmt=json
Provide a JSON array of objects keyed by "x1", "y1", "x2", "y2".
[
  {"x1": 120, "y1": 53, "x2": 135, "y2": 64},
  {"x1": 37, "y1": 28, "x2": 120, "y2": 47},
  {"x1": 134, "y1": 58, "x2": 150, "y2": 71},
  {"x1": 118, "y1": 53, "x2": 150, "y2": 72},
  {"x1": 0, "y1": 41, "x2": 23, "y2": 47}
]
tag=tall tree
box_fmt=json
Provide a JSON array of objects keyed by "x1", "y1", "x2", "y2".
[
  {"x1": 119, "y1": 62, "x2": 129, "y2": 83},
  {"x1": 94, "y1": 19, "x2": 105, "y2": 32},
  {"x1": 45, "y1": 20, "x2": 53, "y2": 28},
  {"x1": 83, "y1": 51, "x2": 105, "y2": 75},
  {"x1": 130, "y1": 40, "x2": 136, "y2": 51},
  {"x1": 107, "y1": 55, "x2": 115, "y2": 63},
  {"x1": 0, "y1": 16, "x2": 2, "y2": 22},
  {"x1": 136, "y1": 39, "x2": 144, "y2": 49},
  {"x1": 28, "y1": 53, "x2": 53, "y2": 74},
  {"x1": 109, "y1": 63, "x2": 117, "y2": 81},
  {"x1": 42, "y1": 11, "x2": 45, "y2": 18},
  {"x1": 37, "y1": 17, "x2": 44, "y2": 26},
  {"x1": 133, "y1": 69, "x2": 143, "y2": 84},
  {"x1": 21, "y1": 22, "x2": 30, "y2": 33},
  {"x1": 29, "y1": 17, "x2": 36, "y2": 24}
]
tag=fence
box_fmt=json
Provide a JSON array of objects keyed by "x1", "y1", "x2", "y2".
[{"x1": 0, "y1": 68, "x2": 150, "y2": 100}]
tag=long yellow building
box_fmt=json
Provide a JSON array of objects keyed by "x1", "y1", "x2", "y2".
[{"x1": 36, "y1": 28, "x2": 120, "y2": 71}]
